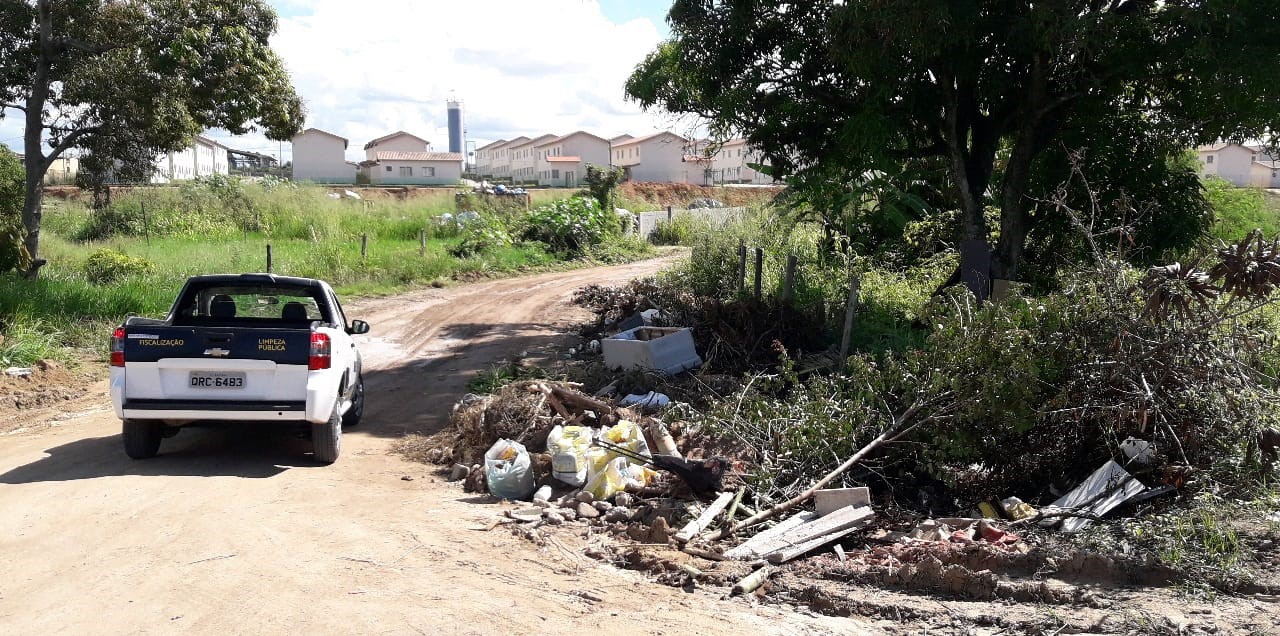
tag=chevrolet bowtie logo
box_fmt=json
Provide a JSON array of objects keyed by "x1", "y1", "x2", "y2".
[{"x1": 204, "y1": 348, "x2": 230, "y2": 357}]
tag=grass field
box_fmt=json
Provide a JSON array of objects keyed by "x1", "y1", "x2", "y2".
[{"x1": 0, "y1": 181, "x2": 654, "y2": 367}]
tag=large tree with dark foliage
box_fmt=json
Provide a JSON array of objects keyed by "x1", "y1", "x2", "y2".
[
  {"x1": 0, "y1": 0, "x2": 304, "y2": 277},
  {"x1": 626, "y1": 1, "x2": 1280, "y2": 290}
]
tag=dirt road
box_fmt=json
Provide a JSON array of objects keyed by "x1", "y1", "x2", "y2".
[{"x1": 0, "y1": 258, "x2": 863, "y2": 635}]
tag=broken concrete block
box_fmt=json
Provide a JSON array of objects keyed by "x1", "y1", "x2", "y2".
[
  {"x1": 448, "y1": 464, "x2": 470, "y2": 482},
  {"x1": 576, "y1": 491, "x2": 595, "y2": 504},
  {"x1": 602, "y1": 326, "x2": 702, "y2": 375},
  {"x1": 544, "y1": 510, "x2": 565, "y2": 525},
  {"x1": 604, "y1": 507, "x2": 632, "y2": 523},
  {"x1": 593, "y1": 500, "x2": 614, "y2": 512},
  {"x1": 577, "y1": 502, "x2": 601, "y2": 519},
  {"x1": 814, "y1": 487, "x2": 871, "y2": 516},
  {"x1": 614, "y1": 492, "x2": 635, "y2": 508}
]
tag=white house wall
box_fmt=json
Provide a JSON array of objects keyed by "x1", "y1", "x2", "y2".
[
  {"x1": 292, "y1": 131, "x2": 355, "y2": 184},
  {"x1": 1200, "y1": 145, "x2": 1254, "y2": 186}
]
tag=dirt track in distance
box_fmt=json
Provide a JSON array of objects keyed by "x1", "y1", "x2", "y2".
[{"x1": 0, "y1": 256, "x2": 864, "y2": 635}]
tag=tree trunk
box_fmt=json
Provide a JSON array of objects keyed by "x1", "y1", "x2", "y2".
[{"x1": 20, "y1": 0, "x2": 53, "y2": 279}]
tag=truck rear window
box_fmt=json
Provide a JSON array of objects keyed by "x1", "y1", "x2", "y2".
[{"x1": 172, "y1": 285, "x2": 330, "y2": 326}]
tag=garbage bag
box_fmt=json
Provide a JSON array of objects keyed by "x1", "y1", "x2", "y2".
[
  {"x1": 547, "y1": 425, "x2": 593, "y2": 486},
  {"x1": 484, "y1": 439, "x2": 536, "y2": 500},
  {"x1": 602, "y1": 420, "x2": 650, "y2": 457}
]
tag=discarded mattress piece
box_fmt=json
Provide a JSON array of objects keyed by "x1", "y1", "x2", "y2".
[
  {"x1": 602, "y1": 326, "x2": 702, "y2": 375},
  {"x1": 1040, "y1": 459, "x2": 1145, "y2": 532}
]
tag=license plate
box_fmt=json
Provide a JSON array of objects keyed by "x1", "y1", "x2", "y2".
[{"x1": 189, "y1": 371, "x2": 246, "y2": 389}]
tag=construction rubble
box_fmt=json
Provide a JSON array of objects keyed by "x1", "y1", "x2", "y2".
[{"x1": 414, "y1": 373, "x2": 1208, "y2": 612}]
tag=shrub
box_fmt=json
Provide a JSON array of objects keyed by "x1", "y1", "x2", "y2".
[
  {"x1": 83, "y1": 248, "x2": 155, "y2": 284},
  {"x1": 522, "y1": 196, "x2": 612, "y2": 255},
  {"x1": 0, "y1": 147, "x2": 27, "y2": 273},
  {"x1": 449, "y1": 217, "x2": 514, "y2": 258}
]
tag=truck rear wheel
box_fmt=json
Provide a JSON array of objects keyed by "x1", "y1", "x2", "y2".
[
  {"x1": 312, "y1": 402, "x2": 342, "y2": 464},
  {"x1": 123, "y1": 419, "x2": 162, "y2": 459},
  {"x1": 342, "y1": 377, "x2": 364, "y2": 428}
]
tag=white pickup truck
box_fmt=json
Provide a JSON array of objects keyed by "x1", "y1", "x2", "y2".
[{"x1": 109, "y1": 273, "x2": 369, "y2": 464}]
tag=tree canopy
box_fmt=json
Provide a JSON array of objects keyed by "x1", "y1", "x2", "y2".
[
  {"x1": 0, "y1": 0, "x2": 304, "y2": 275},
  {"x1": 626, "y1": 0, "x2": 1280, "y2": 290}
]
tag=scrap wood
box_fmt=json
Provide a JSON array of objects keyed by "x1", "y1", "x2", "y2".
[
  {"x1": 705, "y1": 407, "x2": 927, "y2": 541},
  {"x1": 743, "y1": 506, "x2": 875, "y2": 563},
  {"x1": 723, "y1": 488, "x2": 746, "y2": 525},
  {"x1": 757, "y1": 509, "x2": 880, "y2": 563},
  {"x1": 724, "y1": 512, "x2": 818, "y2": 560},
  {"x1": 530, "y1": 383, "x2": 574, "y2": 421},
  {"x1": 675, "y1": 491, "x2": 735, "y2": 542},
  {"x1": 731, "y1": 567, "x2": 772, "y2": 595},
  {"x1": 549, "y1": 384, "x2": 615, "y2": 415}
]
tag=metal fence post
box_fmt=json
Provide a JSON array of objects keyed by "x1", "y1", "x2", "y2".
[{"x1": 753, "y1": 247, "x2": 764, "y2": 301}]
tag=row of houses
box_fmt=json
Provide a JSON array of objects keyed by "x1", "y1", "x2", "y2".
[
  {"x1": 474, "y1": 131, "x2": 778, "y2": 187},
  {"x1": 290, "y1": 128, "x2": 463, "y2": 185},
  {"x1": 1196, "y1": 142, "x2": 1280, "y2": 189}
]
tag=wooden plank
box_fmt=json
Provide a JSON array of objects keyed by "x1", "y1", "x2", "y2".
[
  {"x1": 723, "y1": 511, "x2": 818, "y2": 560},
  {"x1": 765, "y1": 512, "x2": 876, "y2": 564},
  {"x1": 741, "y1": 506, "x2": 874, "y2": 560},
  {"x1": 675, "y1": 491, "x2": 734, "y2": 543}
]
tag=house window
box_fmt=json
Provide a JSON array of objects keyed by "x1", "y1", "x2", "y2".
[
  {"x1": 401, "y1": 167, "x2": 413, "y2": 176},
  {"x1": 552, "y1": 169, "x2": 560, "y2": 179},
  {"x1": 424, "y1": 167, "x2": 435, "y2": 177},
  {"x1": 386, "y1": 166, "x2": 393, "y2": 172},
  {"x1": 1206, "y1": 155, "x2": 1214, "y2": 164}
]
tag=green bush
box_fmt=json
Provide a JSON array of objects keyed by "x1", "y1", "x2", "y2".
[
  {"x1": 1205, "y1": 176, "x2": 1278, "y2": 241},
  {"x1": 0, "y1": 147, "x2": 27, "y2": 273},
  {"x1": 449, "y1": 217, "x2": 514, "y2": 258},
  {"x1": 83, "y1": 248, "x2": 155, "y2": 284},
  {"x1": 522, "y1": 196, "x2": 612, "y2": 254}
]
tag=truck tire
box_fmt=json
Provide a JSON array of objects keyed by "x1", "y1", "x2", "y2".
[
  {"x1": 312, "y1": 402, "x2": 342, "y2": 464},
  {"x1": 123, "y1": 419, "x2": 162, "y2": 459},
  {"x1": 342, "y1": 377, "x2": 364, "y2": 428}
]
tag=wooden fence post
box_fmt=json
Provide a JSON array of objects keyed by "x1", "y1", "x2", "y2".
[
  {"x1": 667, "y1": 205, "x2": 673, "y2": 223},
  {"x1": 782, "y1": 254, "x2": 797, "y2": 303},
  {"x1": 839, "y1": 275, "x2": 861, "y2": 371},
  {"x1": 361, "y1": 233, "x2": 368, "y2": 261},
  {"x1": 419, "y1": 229, "x2": 426, "y2": 256},
  {"x1": 266, "y1": 244, "x2": 273, "y2": 273},
  {"x1": 142, "y1": 201, "x2": 150, "y2": 246},
  {"x1": 753, "y1": 247, "x2": 764, "y2": 301},
  {"x1": 737, "y1": 242, "x2": 747, "y2": 294}
]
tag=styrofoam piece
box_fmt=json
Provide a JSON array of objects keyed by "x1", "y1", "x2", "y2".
[{"x1": 602, "y1": 326, "x2": 702, "y2": 375}]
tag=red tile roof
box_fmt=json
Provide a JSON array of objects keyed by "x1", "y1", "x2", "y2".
[{"x1": 374, "y1": 151, "x2": 463, "y2": 162}]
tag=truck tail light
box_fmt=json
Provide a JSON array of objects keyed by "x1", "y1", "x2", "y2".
[
  {"x1": 110, "y1": 327, "x2": 126, "y2": 367},
  {"x1": 309, "y1": 332, "x2": 331, "y2": 370}
]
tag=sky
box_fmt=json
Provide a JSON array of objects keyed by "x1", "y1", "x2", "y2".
[{"x1": 2, "y1": 0, "x2": 683, "y2": 163}]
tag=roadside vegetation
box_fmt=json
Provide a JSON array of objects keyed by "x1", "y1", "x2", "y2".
[
  {"x1": 0, "y1": 173, "x2": 654, "y2": 367},
  {"x1": 581, "y1": 177, "x2": 1280, "y2": 592}
]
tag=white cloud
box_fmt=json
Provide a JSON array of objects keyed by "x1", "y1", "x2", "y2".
[
  {"x1": 4, "y1": 1, "x2": 687, "y2": 165},
  {"x1": 216, "y1": 0, "x2": 680, "y2": 162}
]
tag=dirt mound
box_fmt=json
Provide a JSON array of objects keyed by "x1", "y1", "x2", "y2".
[
  {"x1": 0, "y1": 360, "x2": 98, "y2": 432},
  {"x1": 619, "y1": 182, "x2": 780, "y2": 208}
]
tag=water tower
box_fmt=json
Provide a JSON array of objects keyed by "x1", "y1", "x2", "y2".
[{"x1": 447, "y1": 98, "x2": 465, "y2": 155}]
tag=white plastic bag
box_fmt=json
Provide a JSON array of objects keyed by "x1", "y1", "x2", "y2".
[
  {"x1": 547, "y1": 425, "x2": 593, "y2": 486},
  {"x1": 484, "y1": 439, "x2": 535, "y2": 500}
]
